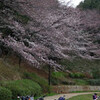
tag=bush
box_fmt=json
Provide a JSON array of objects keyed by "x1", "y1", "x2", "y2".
[
  {"x1": 69, "y1": 72, "x2": 85, "y2": 79},
  {"x1": 51, "y1": 72, "x2": 69, "y2": 85},
  {"x1": 74, "y1": 79, "x2": 89, "y2": 85},
  {"x1": 50, "y1": 77, "x2": 60, "y2": 85},
  {"x1": 0, "y1": 87, "x2": 12, "y2": 100},
  {"x1": 88, "y1": 79, "x2": 100, "y2": 85},
  {"x1": 23, "y1": 72, "x2": 49, "y2": 93},
  {"x1": 1, "y1": 79, "x2": 42, "y2": 99},
  {"x1": 91, "y1": 69, "x2": 100, "y2": 79},
  {"x1": 52, "y1": 72, "x2": 66, "y2": 79}
]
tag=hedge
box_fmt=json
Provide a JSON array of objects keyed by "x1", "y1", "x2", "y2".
[
  {"x1": 0, "y1": 87, "x2": 12, "y2": 100},
  {"x1": 1, "y1": 79, "x2": 42, "y2": 99}
]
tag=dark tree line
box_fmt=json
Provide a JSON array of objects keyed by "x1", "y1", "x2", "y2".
[{"x1": 78, "y1": 0, "x2": 100, "y2": 10}]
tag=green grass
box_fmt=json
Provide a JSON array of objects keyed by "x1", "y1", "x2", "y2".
[
  {"x1": 74, "y1": 79, "x2": 89, "y2": 85},
  {"x1": 23, "y1": 72, "x2": 50, "y2": 93},
  {"x1": 68, "y1": 94, "x2": 95, "y2": 100},
  {"x1": 46, "y1": 93, "x2": 58, "y2": 96},
  {"x1": 0, "y1": 79, "x2": 42, "y2": 99},
  {"x1": 51, "y1": 71, "x2": 69, "y2": 85},
  {"x1": 52, "y1": 72, "x2": 67, "y2": 79}
]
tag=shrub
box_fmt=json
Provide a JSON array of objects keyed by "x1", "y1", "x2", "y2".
[
  {"x1": 1, "y1": 79, "x2": 42, "y2": 99},
  {"x1": 50, "y1": 77, "x2": 60, "y2": 85},
  {"x1": 52, "y1": 72, "x2": 66, "y2": 79},
  {"x1": 51, "y1": 72, "x2": 69, "y2": 85},
  {"x1": 88, "y1": 79, "x2": 100, "y2": 85},
  {"x1": 23, "y1": 72, "x2": 49, "y2": 93},
  {"x1": 69, "y1": 72, "x2": 85, "y2": 79},
  {"x1": 74, "y1": 79, "x2": 89, "y2": 85},
  {"x1": 92, "y1": 69, "x2": 100, "y2": 79},
  {"x1": 0, "y1": 87, "x2": 12, "y2": 100}
]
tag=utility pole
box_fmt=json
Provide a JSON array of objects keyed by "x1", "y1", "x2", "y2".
[
  {"x1": 48, "y1": 64, "x2": 51, "y2": 93},
  {"x1": 19, "y1": 56, "x2": 21, "y2": 67}
]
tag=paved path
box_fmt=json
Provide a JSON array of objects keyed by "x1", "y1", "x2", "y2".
[{"x1": 44, "y1": 92, "x2": 99, "y2": 100}]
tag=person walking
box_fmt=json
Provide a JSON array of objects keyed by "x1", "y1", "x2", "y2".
[
  {"x1": 58, "y1": 95, "x2": 65, "y2": 100},
  {"x1": 93, "y1": 93, "x2": 98, "y2": 100},
  {"x1": 30, "y1": 95, "x2": 34, "y2": 100}
]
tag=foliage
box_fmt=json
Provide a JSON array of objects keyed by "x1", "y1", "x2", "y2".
[
  {"x1": 74, "y1": 79, "x2": 89, "y2": 85},
  {"x1": 0, "y1": 79, "x2": 42, "y2": 99},
  {"x1": 14, "y1": 11, "x2": 30, "y2": 24},
  {"x1": 78, "y1": 0, "x2": 100, "y2": 10},
  {"x1": 23, "y1": 72, "x2": 49, "y2": 92},
  {"x1": 92, "y1": 69, "x2": 100, "y2": 79},
  {"x1": 0, "y1": 27, "x2": 13, "y2": 37},
  {"x1": 0, "y1": 87, "x2": 12, "y2": 100},
  {"x1": 52, "y1": 72, "x2": 66, "y2": 79},
  {"x1": 46, "y1": 92, "x2": 58, "y2": 96},
  {"x1": 69, "y1": 72, "x2": 85, "y2": 79},
  {"x1": 0, "y1": 2, "x2": 4, "y2": 9},
  {"x1": 93, "y1": 39, "x2": 100, "y2": 44},
  {"x1": 88, "y1": 79, "x2": 100, "y2": 85},
  {"x1": 59, "y1": 58, "x2": 100, "y2": 73},
  {"x1": 58, "y1": 59, "x2": 74, "y2": 71},
  {"x1": 51, "y1": 71, "x2": 73, "y2": 85}
]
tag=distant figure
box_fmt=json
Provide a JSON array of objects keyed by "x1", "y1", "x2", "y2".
[
  {"x1": 38, "y1": 97, "x2": 44, "y2": 100},
  {"x1": 93, "y1": 93, "x2": 98, "y2": 100},
  {"x1": 58, "y1": 95, "x2": 65, "y2": 100},
  {"x1": 21, "y1": 96, "x2": 26, "y2": 100},
  {"x1": 30, "y1": 95, "x2": 34, "y2": 100},
  {"x1": 25, "y1": 96, "x2": 30, "y2": 100},
  {"x1": 17, "y1": 95, "x2": 21, "y2": 100}
]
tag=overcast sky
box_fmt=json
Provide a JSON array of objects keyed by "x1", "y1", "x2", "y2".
[{"x1": 58, "y1": 0, "x2": 84, "y2": 7}]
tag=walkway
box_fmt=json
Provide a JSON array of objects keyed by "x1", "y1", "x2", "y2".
[{"x1": 44, "y1": 92, "x2": 98, "y2": 100}]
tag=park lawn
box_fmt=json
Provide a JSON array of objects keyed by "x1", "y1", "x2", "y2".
[{"x1": 68, "y1": 94, "x2": 99, "y2": 100}]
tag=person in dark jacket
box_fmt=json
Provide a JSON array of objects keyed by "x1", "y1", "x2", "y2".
[
  {"x1": 93, "y1": 93, "x2": 98, "y2": 100},
  {"x1": 21, "y1": 96, "x2": 26, "y2": 100},
  {"x1": 58, "y1": 95, "x2": 65, "y2": 100}
]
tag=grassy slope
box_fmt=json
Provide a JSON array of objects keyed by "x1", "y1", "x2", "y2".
[
  {"x1": 0, "y1": 58, "x2": 21, "y2": 80},
  {"x1": 0, "y1": 56, "x2": 51, "y2": 93},
  {"x1": 0, "y1": 55, "x2": 100, "y2": 87},
  {"x1": 0, "y1": 55, "x2": 48, "y2": 80},
  {"x1": 59, "y1": 57, "x2": 100, "y2": 72}
]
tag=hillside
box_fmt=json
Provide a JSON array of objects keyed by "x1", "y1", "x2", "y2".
[
  {"x1": 1, "y1": 0, "x2": 100, "y2": 99},
  {"x1": 0, "y1": 0, "x2": 100, "y2": 72}
]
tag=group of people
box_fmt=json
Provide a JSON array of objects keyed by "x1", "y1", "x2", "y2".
[
  {"x1": 17, "y1": 93, "x2": 99, "y2": 100},
  {"x1": 17, "y1": 95, "x2": 44, "y2": 100},
  {"x1": 17, "y1": 95, "x2": 34, "y2": 100}
]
